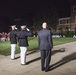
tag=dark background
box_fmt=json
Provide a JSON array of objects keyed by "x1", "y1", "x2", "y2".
[{"x1": 0, "y1": 0, "x2": 70, "y2": 32}]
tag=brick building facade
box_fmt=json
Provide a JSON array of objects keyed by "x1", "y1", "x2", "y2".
[{"x1": 57, "y1": 0, "x2": 76, "y2": 31}]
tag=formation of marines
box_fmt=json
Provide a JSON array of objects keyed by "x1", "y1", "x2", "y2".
[{"x1": 10, "y1": 25, "x2": 32, "y2": 65}]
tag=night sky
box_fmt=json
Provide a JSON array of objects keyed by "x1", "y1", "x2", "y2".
[
  {"x1": 0, "y1": 0, "x2": 70, "y2": 18},
  {"x1": 0, "y1": 0, "x2": 70, "y2": 32}
]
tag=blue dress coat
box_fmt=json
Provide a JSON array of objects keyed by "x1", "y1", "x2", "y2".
[{"x1": 17, "y1": 30, "x2": 32, "y2": 47}]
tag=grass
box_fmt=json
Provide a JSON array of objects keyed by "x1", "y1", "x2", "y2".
[
  {"x1": 0, "y1": 37, "x2": 76, "y2": 56},
  {"x1": 53, "y1": 38, "x2": 76, "y2": 46}
]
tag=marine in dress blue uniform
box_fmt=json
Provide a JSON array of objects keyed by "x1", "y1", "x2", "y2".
[
  {"x1": 38, "y1": 22, "x2": 53, "y2": 72},
  {"x1": 17, "y1": 25, "x2": 32, "y2": 65},
  {"x1": 10, "y1": 25, "x2": 18, "y2": 60}
]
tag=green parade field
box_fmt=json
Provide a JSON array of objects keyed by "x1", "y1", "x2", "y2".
[{"x1": 0, "y1": 37, "x2": 76, "y2": 56}]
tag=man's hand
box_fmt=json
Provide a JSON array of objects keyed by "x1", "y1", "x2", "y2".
[
  {"x1": 26, "y1": 28, "x2": 30, "y2": 31},
  {"x1": 15, "y1": 27, "x2": 17, "y2": 30}
]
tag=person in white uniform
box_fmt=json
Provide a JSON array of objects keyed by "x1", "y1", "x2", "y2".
[
  {"x1": 17, "y1": 25, "x2": 32, "y2": 65},
  {"x1": 10, "y1": 25, "x2": 18, "y2": 60}
]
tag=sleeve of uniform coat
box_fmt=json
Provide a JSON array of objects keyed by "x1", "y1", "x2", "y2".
[{"x1": 25, "y1": 31, "x2": 32, "y2": 36}]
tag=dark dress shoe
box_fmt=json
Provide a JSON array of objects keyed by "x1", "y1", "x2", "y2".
[
  {"x1": 41, "y1": 67, "x2": 45, "y2": 71},
  {"x1": 45, "y1": 69, "x2": 49, "y2": 72},
  {"x1": 42, "y1": 69, "x2": 45, "y2": 71},
  {"x1": 45, "y1": 68, "x2": 50, "y2": 72}
]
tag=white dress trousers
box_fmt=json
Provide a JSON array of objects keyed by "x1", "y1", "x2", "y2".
[
  {"x1": 20, "y1": 47, "x2": 27, "y2": 64},
  {"x1": 11, "y1": 44, "x2": 16, "y2": 59}
]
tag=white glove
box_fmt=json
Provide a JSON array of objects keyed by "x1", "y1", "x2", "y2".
[
  {"x1": 15, "y1": 27, "x2": 17, "y2": 30},
  {"x1": 26, "y1": 28, "x2": 30, "y2": 31}
]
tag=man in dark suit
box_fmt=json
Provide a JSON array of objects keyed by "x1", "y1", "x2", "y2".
[
  {"x1": 17, "y1": 25, "x2": 32, "y2": 65},
  {"x1": 38, "y1": 22, "x2": 53, "y2": 72},
  {"x1": 10, "y1": 25, "x2": 18, "y2": 60}
]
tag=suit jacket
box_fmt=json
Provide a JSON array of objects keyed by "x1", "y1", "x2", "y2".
[
  {"x1": 17, "y1": 30, "x2": 32, "y2": 47},
  {"x1": 38, "y1": 28, "x2": 53, "y2": 50},
  {"x1": 10, "y1": 30, "x2": 18, "y2": 44}
]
